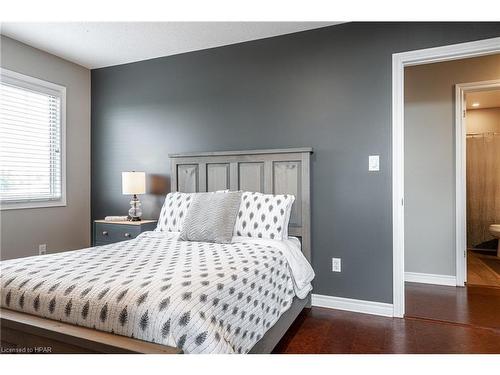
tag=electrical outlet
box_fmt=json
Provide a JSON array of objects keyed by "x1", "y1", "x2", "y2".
[
  {"x1": 38, "y1": 244, "x2": 47, "y2": 255},
  {"x1": 332, "y1": 257, "x2": 341, "y2": 272}
]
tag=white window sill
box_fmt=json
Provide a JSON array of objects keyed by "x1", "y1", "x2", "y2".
[{"x1": 0, "y1": 199, "x2": 67, "y2": 211}]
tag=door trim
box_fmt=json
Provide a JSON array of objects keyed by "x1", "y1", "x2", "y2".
[{"x1": 392, "y1": 37, "x2": 500, "y2": 318}]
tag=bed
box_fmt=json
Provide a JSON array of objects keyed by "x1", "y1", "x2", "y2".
[{"x1": 0, "y1": 147, "x2": 313, "y2": 354}]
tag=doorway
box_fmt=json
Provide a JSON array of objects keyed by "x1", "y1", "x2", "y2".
[
  {"x1": 396, "y1": 50, "x2": 500, "y2": 330},
  {"x1": 459, "y1": 84, "x2": 500, "y2": 288},
  {"x1": 391, "y1": 37, "x2": 500, "y2": 318}
]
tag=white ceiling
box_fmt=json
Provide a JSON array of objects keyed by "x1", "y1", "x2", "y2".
[
  {"x1": 0, "y1": 22, "x2": 340, "y2": 69},
  {"x1": 466, "y1": 89, "x2": 500, "y2": 110}
]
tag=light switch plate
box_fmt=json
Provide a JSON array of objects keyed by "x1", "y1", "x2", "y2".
[{"x1": 369, "y1": 155, "x2": 380, "y2": 171}]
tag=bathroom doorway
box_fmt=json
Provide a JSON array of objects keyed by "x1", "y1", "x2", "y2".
[{"x1": 462, "y1": 86, "x2": 500, "y2": 288}]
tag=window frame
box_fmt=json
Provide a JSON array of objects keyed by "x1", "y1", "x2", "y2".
[{"x1": 0, "y1": 68, "x2": 67, "y2": 210}]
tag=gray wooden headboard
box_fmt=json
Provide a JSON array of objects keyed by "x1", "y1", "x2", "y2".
[{"x1": 169, "y1": 148, "x2": 313, "y2": 262}]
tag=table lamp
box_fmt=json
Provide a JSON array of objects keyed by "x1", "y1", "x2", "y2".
[{"x1": 122, "y1": 171, "x2": 146, "y2": 221}]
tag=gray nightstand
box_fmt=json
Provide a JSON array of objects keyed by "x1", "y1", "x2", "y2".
[{"x1": 93, "y1": 220, "x2": 157, "y2": 246}]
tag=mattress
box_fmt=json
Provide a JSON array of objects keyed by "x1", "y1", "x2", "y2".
[{"x1": 0, "y1": 231, "x2": 313, "y2": 354}]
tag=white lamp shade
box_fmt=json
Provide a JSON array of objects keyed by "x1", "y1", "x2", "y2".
[{"x1": 122, "y1": 172, "x2": 146, "y2": 195}]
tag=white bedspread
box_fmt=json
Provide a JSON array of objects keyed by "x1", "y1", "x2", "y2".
[{"x1": 0, "y1": 232, "x2": 313, "y2": 354}]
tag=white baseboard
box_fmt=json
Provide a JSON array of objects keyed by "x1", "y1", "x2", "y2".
[
  {"x1": 311, "y1": 294, "x2": 394, "y2": 317},
  {"x1": 405, "y1": 272, "x2": 456, "y2": 286}
]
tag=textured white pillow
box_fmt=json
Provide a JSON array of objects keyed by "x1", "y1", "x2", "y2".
[
  {"x1": 179, "y1": 191, "x2": 242, "y2": 243},
  {"x1": 155, "y1": 192, "x2": 193, "y2": 232},
  {"x1": 233, "y1": 192, "x2": 295, "y2": 240}
]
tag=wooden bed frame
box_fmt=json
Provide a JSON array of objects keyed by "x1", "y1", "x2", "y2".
[{"x1": 1, "y1": 147, "x2": 313, "y2": 354}]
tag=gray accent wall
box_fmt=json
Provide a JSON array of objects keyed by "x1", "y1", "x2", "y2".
[
  {"x1": 404, "y1": 54, "x2": 500, "y2": 277},
  {"x1": 1, "y1": 36, "x2": 91, "y2": 260},
  {"x1": 92, "y1": 23, "x2": 500, "y2": 303}
]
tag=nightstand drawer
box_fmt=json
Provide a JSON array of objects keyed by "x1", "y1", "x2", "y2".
[
  {"x1": 93, "y1": 220, "x2": 157, "y2": 246},
  {"x1": 94, "y1": 223, "x2": 141, "y2": 244}
]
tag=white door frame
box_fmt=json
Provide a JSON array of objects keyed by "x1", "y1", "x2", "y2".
[
  {"x1": 392, "y1": 37, "x2": 500, "y2": 318},
  {"x1": 455, "y1": 79, "x2": 500, "y2": 287}
]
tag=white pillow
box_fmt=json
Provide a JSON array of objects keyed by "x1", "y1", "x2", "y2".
[
  {"x1": 233, "y1": 192, "x2": 295, "y2": 240},
  {"x1": 179, "y1": 191, "x2": 242, "y2": 243},
  {"x1": 156, "y1": 192, "x2": 193, "y2": 232}
]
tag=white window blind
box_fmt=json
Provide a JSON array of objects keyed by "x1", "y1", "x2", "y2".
[{"x1": 0, "y1": 69, "x2": 66, "y2": 209}]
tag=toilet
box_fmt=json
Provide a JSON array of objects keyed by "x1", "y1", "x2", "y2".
[{"x1": 489, "y1": 224, "x2": 500, "y2": 257}]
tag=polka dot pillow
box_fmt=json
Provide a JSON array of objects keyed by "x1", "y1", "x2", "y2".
[
  {"x1": 233, "y1": 192, "x2": 295, "y2": 240},
  {"x1": 156, "y1": 192, "x2": 193, "y2": 232}
]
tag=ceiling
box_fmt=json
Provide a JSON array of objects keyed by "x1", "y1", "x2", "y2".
[
  {"x1": 0, "y1": 22, "x2": 340, "y2": 69},
  {"x1": 466, "y1": 89, "x2": 500, "y2": 110}
]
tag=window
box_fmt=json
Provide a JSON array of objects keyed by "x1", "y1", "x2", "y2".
[{"x1": 0, "y1": 69, "x2": 66, "y2": 210}]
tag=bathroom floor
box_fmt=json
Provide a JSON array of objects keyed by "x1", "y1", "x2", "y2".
[{"x1": 467, "y1": 249, "x2": 500, "y2": 288}]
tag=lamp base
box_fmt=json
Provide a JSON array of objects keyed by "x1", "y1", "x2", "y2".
[{"x1": 128, "y1": 194, "x2": 143, "y2": 222}]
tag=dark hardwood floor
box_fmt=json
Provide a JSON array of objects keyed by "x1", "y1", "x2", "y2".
[
  {"x1": 405, "y1": 282, "x2": 500, "y2": 330},
  {"x1": 274, "y1": 283, "x2": 500, "y2": 354}
]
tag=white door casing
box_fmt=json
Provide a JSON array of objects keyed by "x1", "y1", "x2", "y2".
[{"x1": 392, "y1": 37, "x2": 500, "y2": 318}]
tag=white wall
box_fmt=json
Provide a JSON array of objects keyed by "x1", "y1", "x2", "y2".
[
  {"x1": 0, "y1": 36, "x2": 91, "y2": 260},
  {"x1": 404, "y1": 53, "x2": 500, "y2": 276}
]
